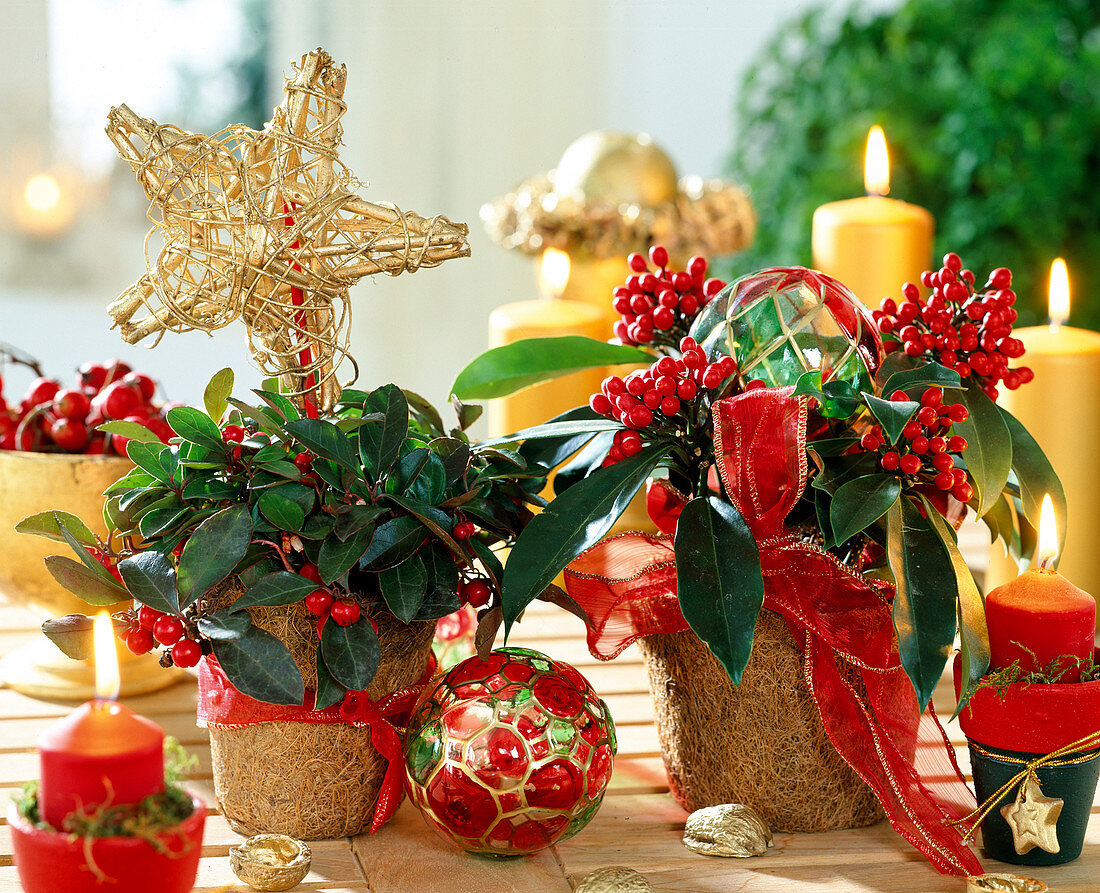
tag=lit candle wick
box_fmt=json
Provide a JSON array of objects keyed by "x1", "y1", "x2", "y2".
[
  {"x1": 864, "y1": 125, "x2": 890, "y2": 197},
  {"x1": 1035, "y1": 493, "x2": 1059, "y2": 574},
  {"x1": 1048, "y1": 257, "x2": 1069, "y2": 333},
  {"x1": 93, "y1": 611, "x2": 121, "y2": 702}
]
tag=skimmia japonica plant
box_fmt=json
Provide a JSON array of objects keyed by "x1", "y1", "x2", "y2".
[
  {"x1": 20, "y1": 371, "x2": 547, "y2": 706},
  {"x1": 452, "y1": 248, "x2": 1064, "y2": 709}
]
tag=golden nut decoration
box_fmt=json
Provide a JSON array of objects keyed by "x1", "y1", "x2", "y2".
[
  {"x1": 966, "y1": 873, "x2": 1049, "y2": 893},
  {"x1": 229, "y1": 834, "x2": 312, "y2": 891},
  {"x1": 574, "y1": 866, "x2": 655, "y2": 893},
  {"x1": 682, "y1": 803, "x2": 774, "y2": 858}
]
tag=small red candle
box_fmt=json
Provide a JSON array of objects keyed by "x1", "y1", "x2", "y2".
[
  {"x1": 985, "y1": 494, "x2": 1096, "y2": 680},
  {"x1": 37, "y1": 614, "x2": 165, "y2": 830}
]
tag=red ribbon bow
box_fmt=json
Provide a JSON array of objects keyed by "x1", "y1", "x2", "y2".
[
  {"x1": 564, "y1": 387, "x2": 982, "y2": 876},
  {"x1": 198, "y1": 653, "x2": 436, "y2": 833}
]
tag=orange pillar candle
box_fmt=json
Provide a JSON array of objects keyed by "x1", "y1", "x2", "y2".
[
  {"x1": 985, "y1": 496, "x2": 1096, "y2": 680},
  {"x1": 989, "y1": 258, "x2": 1100, "y2": 604},
  {"x1": 812, "y1": 126, "x2": 934, "y2": 307},
  {"x1": 37, "y1": 614, "x2": 164, "y2": 829}
]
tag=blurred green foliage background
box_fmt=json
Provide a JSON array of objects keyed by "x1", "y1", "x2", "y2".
[{"x1": 727, "y1": 0, "x2": 1100, "y2": 329}]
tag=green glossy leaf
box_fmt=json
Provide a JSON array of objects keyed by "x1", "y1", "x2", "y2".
[
  {"x1": 886, "y1": 498, "x2": 958, "y2": 708},
  {"x1": 333, "y1": 504, "x2": 385, "y2": 542},
  {"x1": 126, "y1": 440, "x2": 171, "y2": 483},
  {"x1": 284, "y1": 418, "x2": 358, "y2": 471},
  {"x1": 182, "y1": 478, "x2": 240, "y2": 502},
  {"x1": 105, "y1": 467, "x2": 157, "y2": 495},
  {"x1": 478, "y1": 417, "x2": 622, "y2": 448},
  {"x1": 674, "y1": 495, "x2": 765, "y2": 685},
  {"x1": 829, "y1": 474, "x2": 901, "y2": 544},
  {"x1": 166, "y1": 406, "x2": 227, "y2": 453},
  {"x1": 451, "y1": 395, "x2": 483, "y2": 431},
  {"x1": 177, "y1": 504, "x2": 253, "y2": 607},
  {"x1": 315, "y1": 650, "x2": 345, "y2": 710},
  {"x1": 320, "y1": 614, "x2": 380, "y2": 691},
  {"x1": 359, "y1": 516, "x2": 428, "y2": 571},
  {"x1": 879, "y1": 361, "x2": 963, "y2": 398},
  {"x1": 117, "y1": 550, "x2": 179, "y2": 614},
  {"x1": 16, "y1": 511, "x2": 96, "y2": 547},
  {"x1": 998, "y1": 406, "x2": 1066, "y2": 559},
  {"x1": 403, "y1": 389, "x2": 445, "y2": 438},
  {"x1": 228, "y1": 398, "x2": 281, "y2": 435},
  {"x1": 403, "y1": 450, "x2": 447, "y2": 504},
  {"x1": 359, "y1": 385, "x2": 409, "y2": 480},
  {"x1": 318, "y1": 526, "x2": 375, "y2": 583},
  {"x1": 413, "y1": 541, "x2": 462, "y2": 620},
  {"x1": 203, "y1": 367, "x2": 234, "y2": 423},
  {"x1": 42, "y1": 614, "x2": 129, "y2": 661},
  {"x1": 384, "y1": 495, "x2": 459, "y2": 555},
  {"x1": 515, "y1": 407, "x2": 602, "y2": 473},
  {"x1": 231, "y1": 571, "x2": 319, "y2": 612},
  {"x1": 253, "y1": 388, "x2": 300, "y2": 422},
  {"x1": 452, "y1": 336, "x2": 653, "y2": 400},
  {"x1": 55, "y1": 517, "x2": 128, "y2": 592},
  {"x1": 198, "y1": 613, "x2": 304, "y2": 705},
  {"x1": 863, "y1": 393, "x2": 919, "y2": 445},
  {"x1": 257, "y1": 491, "x2": 305, "y2": 532},
  {"x1": 502, "y1": 446, "x2": 670, "y2": 632},
  {"x1": 139, "y1": 504, "x2": 188, "y2": 538},
  {"x1": 44, "y1": 556, "x2": 128, "y2": 606},
  {"x1": 97, "y1": 420, "x2": 161, "y2": 444},
  {"x1": 921, "y1": 498, "x2": 989, "y2": 713},
  {"x1": 954, "y1": 383, "x2": 1012, "y2": 519},
  {"x1": 429, "y1": 437, "x2": 472, "y2": 485},
  {"x1": 378, "y1": 555, "x2": 428, "y2": 622}
]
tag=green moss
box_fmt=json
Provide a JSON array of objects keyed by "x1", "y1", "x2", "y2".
[{"x1": 728, "y1": 0, "x2": 1100, "y2": 330}]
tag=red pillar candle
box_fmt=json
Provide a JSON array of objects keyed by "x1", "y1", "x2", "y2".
[
  {"x1": 37, "y1": 699, "x2": 165, "y2": 830},
  {"x1": 985, "y1": 493, "x2": 1096, "y2": 681},
  {"x1": 985, "y1": 570, "x2": 1096, "y2": 678}
]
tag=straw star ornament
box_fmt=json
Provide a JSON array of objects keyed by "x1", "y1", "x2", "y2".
[{"x1": 105, "y1": 48, "x2": 470, "y2": 411}]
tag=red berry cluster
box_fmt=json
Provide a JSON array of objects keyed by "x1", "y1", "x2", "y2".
[
  {"x1": 613, "y1": 246, "x2": 725, "y2": 349},
  {"x1": 871, "y1": 254, "x2": 1033, "y2": 400},
  {"x1": 0, "y1": 358, "x2": 171, "y2": 454},
  {"x1": 858, "y1": 387, "x2": 973, "y2": 502},
  {"x1": 120, "y1": 604, "x2": 203, "y2": 668},
  {"x1": 299, "y1": 562, "x2": 365, "y2": 631},
  {"x1": 590, "y1": 337, "x2": 738, "y2": 464}
]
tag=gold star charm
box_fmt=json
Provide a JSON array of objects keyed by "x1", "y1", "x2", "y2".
[
  {"x1": 1000, "y1": 774, "x2": 1063, "y2": 855},
  {"x1": 105, "y1": 48, "x2": 469, "y2": 410}
]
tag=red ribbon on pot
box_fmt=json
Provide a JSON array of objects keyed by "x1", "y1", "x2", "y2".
[
  {"x1": 197, "y1": 653, "x2": 437, "y2": 833},
  {"x1": 564, "y1": 387, "x2": 983, "y2": 877}
]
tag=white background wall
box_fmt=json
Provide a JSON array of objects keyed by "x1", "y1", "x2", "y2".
[{"x1": 1, "y1": 0, "x2": 897, "y2": 416}]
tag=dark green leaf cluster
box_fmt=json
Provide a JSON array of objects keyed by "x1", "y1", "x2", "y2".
[
  {"x1": 24, "y1": 376, "x2": 544, "y2": 706},
  {"x1": 727, "y1": 0, "x2": 1100, "y2": 329}
]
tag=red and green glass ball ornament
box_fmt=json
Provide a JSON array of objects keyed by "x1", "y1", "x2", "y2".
[
  {"x1": 432, "y1": 605, "x2": 478, "y2": 671},
  {"x1": 691, "y1": 266, "x2": 884, "y2": 417},
  {"x1": 404, "y1": 647, "x2": 617, "y2": 857}
]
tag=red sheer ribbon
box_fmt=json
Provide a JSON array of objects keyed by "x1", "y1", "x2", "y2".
[
  {"x1": 197, "y1": 654, "x2": 436, "y2": 833},
  {"x1": 564, "y1": 387, "x2": 982, "y2": 876}
]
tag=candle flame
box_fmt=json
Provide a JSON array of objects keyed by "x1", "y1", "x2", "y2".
[
  {"x1": 864, "y1": 126, "x2": 890, "y2": 197},
  {"x1": 23, "y1": 173, "x2": 61, "y2": 213},
  {"x1": 1036, "y1": 494, "x2": 1059, "y2": 572},
  {"x1": 538, "y1": 247, "x2": 571, "y2": 298},
  {"x1": 1048, "y1": 257, "x2": 1070, "y2": 331},
  {"x1": 93, "y1": 611, "x2": 120, "y2": 701}
]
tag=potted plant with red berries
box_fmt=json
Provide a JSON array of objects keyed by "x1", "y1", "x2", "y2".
[
  {"x1": 452, "y1": 249, "x2": 1061, "y2": 877},
  {"x1": 0, "y1": 344, "x2": 182, "y2": 699},
  {"x1": 21, "y1": 367, "x2": 547, "y2": 840}
]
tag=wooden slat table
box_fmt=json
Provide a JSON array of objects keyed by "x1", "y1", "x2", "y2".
[{"x1": 0, "y1": 600, "x2": 1096, "y2": 892}]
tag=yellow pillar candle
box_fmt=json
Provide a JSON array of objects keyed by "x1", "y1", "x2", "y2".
[
  {"x1": 987, "y1": 259, "x2": 1100, "y2": 613},
  {"x1": 487, "y1": 296, "x2": 607, "y2": 437},
  {"x1": 811, "y1": 126, "x2": 934, "y2": 307}
]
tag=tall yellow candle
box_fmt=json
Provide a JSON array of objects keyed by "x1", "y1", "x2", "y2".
[
  {"x1": 987, "y1": 259, "x2": 1100, "y2": 612},
  {"x1": 811, "y1": 126, "x2": 934, "y2": 307}
]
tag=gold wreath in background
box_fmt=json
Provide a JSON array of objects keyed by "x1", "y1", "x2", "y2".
[
  {"x1": 106, "y1": 48, "x2": 470, "y2": 411},
  {"x1": 480, "y1": 131, "x2": 755, "y2": 262}
]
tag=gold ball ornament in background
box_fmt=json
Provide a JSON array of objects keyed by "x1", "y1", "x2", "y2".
[
  {"x1": 0, "y1": 451, "x2": 183, "y2": 699},
  {"x1": 552, "y1": 131, "x2": 680, "y2": 208}
]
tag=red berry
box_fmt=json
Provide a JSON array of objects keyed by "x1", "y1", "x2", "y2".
[
  {"x1": 902, "y1": 420, "x2": 922, "y2": 440},
  {"x1": 702, "y1": 367, "x2": 725, "y2": 389},
  {"x1": 54, "y1": 388, "x2": 91, "y2": 421},
  {"x1": 935, "y1": 471, "x2": 955, "y2": 491},
  {"x1": 100, "y1": 382, "x2": 142, "y2": 420},
  {"x1": 122, "y1": 371, "x2": 156, "y2": 401},
  {"x1": 920, "y1": 388, "x2": 943, "y2": 407},
  {"x1": 221, "y1": 424, "x2": 246, "y2": 443},
  {"x1": 300, "y1": 562, "x2": 322, "y2": 584},
  {"x1": 917, "y1": 406, "x2": 937, "y2": 427},
  {"x1": 911, "y1": 436, "x2": 930, "y2": 455},
  {"x1": 26, "y1": 377, "x2": 60, "y2": 407},
  {"x1": 948, "y1": 436, "x2": 968, "y2": 452},
  {"x1": 153, "y1": 615, "x2": 185, "y2": 646},
  {"x1": 952, "y1": 482, "x2": 974, "y2": 503},
  {"x1": 679, "y1": 336, "x2": 698, "y2": 352},
  {"x1": 454, "y1": 521, "x2": 476, "y2": 541},
  {"x1": 603, "y1": 376, "x2": 626, "y2": 396},
  {"x1": 947, "y1": 404, "x2": 969, "y2": 423},
  {"x1": 899, "y1": 454, "x2": 922, "y2": 475},
  {"x1": 126, "y1": 627, "x2": 156, "y2": 655},
  {"x1": 655, "y1": 356, "x2": 677, "y2": 378},
  {"x1": 462, "y1": 580, "x2": 492, "y2": 609},
  {"x1": 652, "y1": 306, "x2": 675, "y2": 329},
  {"x1": 171, "y1": 639, "x2": 202, "y2": 668},
  {"x1": 988, "y1": 267, "x2": 1012, "y2": 290},
  {"x1": 648, "y1": 245, "x2": 669, "y2": 268},
  {"x1": 305, "y1": 589, "x2": 334, "y2": 616},
  {"x1": 293, "y1": 451, "x2": 314, "y2": 472},
  {"x1": 330, "y1": 600, "x2": 361, "y2": 627},
  {"x1": 138, "y1": 605, "x2": 164, "y2": 630},
  {"x1": 943, "y1": 252, "x2": 962, "y2": 272},
  {"x1": 703, "y1": 277, "x2": 725, "y2": 298},
  {"x1": 642, "y1": 389, "x2": 662, "y2": 410},
  {"x1": 627, "y1": 252, "x2": 647, "y2": 273},
  {"x1": 627, "y1": 406, "x2": 653, "y2": 428},
  {"x1": 880, "y1": 452, "x2": 900, "y2": 471},
  {"x1": 932, "y1": 453, "x2": 954, "y2": 472},
  {"x1": 687, "y1": 256, "x2": 707, "y2": 279},
  {"x1": 619, "y1": 432, "x2": 643, "y2": 457},
  {"x1": 679, "y1": 295, "x2": 699, "y2": 315},
  {"x1": 860, "y1": 432, "x2": 880, "y2": 451},
  {"x1": 49, "y1": 418, "x2": 89, "y2": 452},
  {"x1": 78, "y1": 363, "x2": 109, "y2": 391},
  {"x1": 676, "y1": 379, "x2": 697, "y2": 401},
  {"x1": 660, "y1": 396, "x2": 681, "y2": 416}
]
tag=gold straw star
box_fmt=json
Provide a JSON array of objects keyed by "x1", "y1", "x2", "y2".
[{"x1": 105, "y1": 48, "x2": 469, "y2": 411}]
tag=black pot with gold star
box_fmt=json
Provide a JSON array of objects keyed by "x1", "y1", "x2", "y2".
[{"x1": 954, "y1": 653, "x2": 1100, "y2": 866}]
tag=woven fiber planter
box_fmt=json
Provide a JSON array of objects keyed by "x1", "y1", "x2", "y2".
[
  {"x1": 639, "y1": 609, "x2": 883, "y2": 832},
  {"x1": 207, "y1": 583, "x2": 435, "y2": 839}
]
